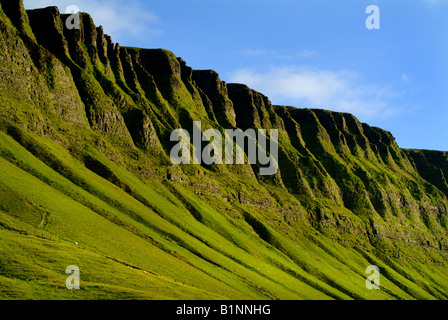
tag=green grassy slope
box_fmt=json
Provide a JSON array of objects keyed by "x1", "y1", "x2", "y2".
[
  {"x1": 2, "y1": 118, "x2": 447, "y2": 300},
  {"x1": 0, "y1": 0, "x2": 448, "y2": 300}
]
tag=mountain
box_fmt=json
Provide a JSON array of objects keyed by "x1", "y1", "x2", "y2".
[{"x1": 0, "y1": 0, "x2": 448, "y2": 300}]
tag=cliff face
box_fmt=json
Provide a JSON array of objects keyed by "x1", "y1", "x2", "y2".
[
  {"x1": 1, "y1": 0, "x2": 448, "y2": 300},
  {"x1": 406, "y1": 150, "x2": 448, "y2": 198}
]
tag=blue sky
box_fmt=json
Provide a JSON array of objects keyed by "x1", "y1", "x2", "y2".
[{"x1": 24, "y1": 0, "x2": 448, "y2": 151}]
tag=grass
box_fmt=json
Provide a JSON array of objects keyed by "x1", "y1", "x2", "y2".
[
  {"x1": 1, "y1": 2, "x2": 448, "y2": 300},
  {"x1": 1, "y1": 125, "x2": 446, "y2": 299}
]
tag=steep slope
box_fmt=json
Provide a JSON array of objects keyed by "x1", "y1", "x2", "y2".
[
  {"x1": 1, "y1": 0, "x2": 448, "y2": 300},
  {"x1": 406, "y1": 149, "x2": 448, "y2": 199}
]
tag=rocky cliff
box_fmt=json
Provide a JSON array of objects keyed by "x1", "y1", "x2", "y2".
[{"x1": 1, "y1": 0, "x2": 448, "y2": 300}]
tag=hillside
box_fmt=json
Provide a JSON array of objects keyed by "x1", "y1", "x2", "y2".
[{"x1": 1, "y1": 0, "x2": 448, "y2": 300}]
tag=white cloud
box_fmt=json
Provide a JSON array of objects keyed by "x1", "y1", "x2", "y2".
[
  {"x1": 240, "y1": 48, "x2": 317, "y2": 60},
  {"x1": 400, "y1": 73, "x2": 409, "y2": 82},
  {"x1": 228, "y1": 66, "x2": 403, "y2": 120},
  {"x1": 23, "y1": 0, "x2": 162, "y2": 43}
]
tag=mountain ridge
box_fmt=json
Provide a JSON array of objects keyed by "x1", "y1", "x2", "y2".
[{"x1": 1, "y1": 0, "x2": 448, "y2": 300}]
